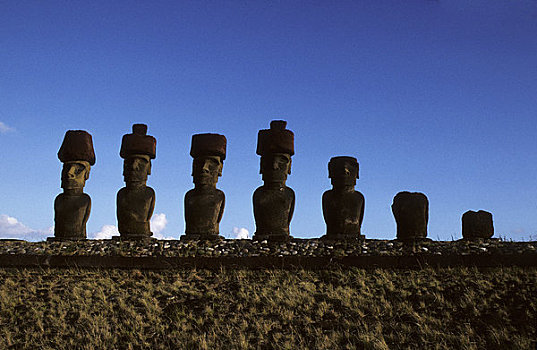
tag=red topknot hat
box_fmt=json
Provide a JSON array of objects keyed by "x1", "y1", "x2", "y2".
[
  {"x1": 256, "y1": 120, "x2": 294, "y2": 156},
  {"x1": 190, "y1": 133, "x2": 227, "y2": 160},
  {"x1": 120, "y1": 124, "x2": 156, "y2": 159},
  {"x1": 58, "y1": 130, "x2": 96, "y2": 165}
]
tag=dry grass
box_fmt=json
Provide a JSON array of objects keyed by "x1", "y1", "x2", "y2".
[{"x1": 0, "y1": 267, "x2": 535, "y2": 349}]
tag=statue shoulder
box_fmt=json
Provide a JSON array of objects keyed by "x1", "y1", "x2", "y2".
[
  {"x1": 146, "y1": 186, "x2": 156, "y2": 196},
  {"x1": 285, "y1": 186, "x2": 295, "y2": 195},
  {"x1": 253, "y1": 186, "x2": 264, "y2": 196}
]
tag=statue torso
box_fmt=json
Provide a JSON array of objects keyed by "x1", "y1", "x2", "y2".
[
  {"x1": 117, "y1": 186, "x2": 155, "y2": 236},
  {"x1": 323, "y1": 189, "x2": 364, "y2": 236},
  {"x1": 253, "y1": 185, "x2": 295, "y2": 236},
  {"x1": 184, "y1": 188, "x2": 225, "y2": 235},
  {"x1": 54, "y1": 193, "x2": 91, "y2": 239}
]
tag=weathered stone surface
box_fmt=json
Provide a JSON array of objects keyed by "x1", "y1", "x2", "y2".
[
  {"x1": 253, "y1": 121, "x2": 295, "y2": 242},
  {"x1": 183, "y1": 133, "x2": 226, "y2": 241},
  {"x1": 392, "y1": 191, "x2": 429, "y2": 241},
  {"x1": 52, "y1": 130, "x2": 95, "y2": 241},
  {"x1": 322, "y1": 156, "x2": 365, "y2": 241},
  {"x1": 117, "y1": 124, "x2": 156, "y2": 240},
  {"x1": 462, "y1": 210, "x2": 494, "y2": 239}
]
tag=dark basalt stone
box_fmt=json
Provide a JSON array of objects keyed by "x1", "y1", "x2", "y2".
[
  {"x1": 51, "y1": 130, "x2": 95, "y2": 241},
  {"x1": 116, "y1": 124, "x2": 156, "y2": 240},
  {"x1": 182, "y1": 133, "x2": 226, "y2": 241},
  {"x1": 322, "y1": 156, "x2": 365, "y2": 241},
  {"x1": 462, "y1": 210, "x2": 494, "y2": 239},
  {"x1": 53, "y1": 192, "x2": 91, "y2": 241},
  {"x1": 392, "y1": 191, "x2": 429, "y2": 241},
  {"x1": 253, "y1": 121, "x2": 295, "y2": 242}
]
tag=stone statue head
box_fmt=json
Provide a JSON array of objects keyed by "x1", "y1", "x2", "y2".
[
  {"x1": 120, "y1": 124, "x2": 156, "y2": 184},
  {"x1": 192, "y1": 155, "x2": 223, "y2": 186},
  {"x1": 260, "y1": 153, "x2": 292, "y2": 182},
  {"x1": 58, "y1": 130, "x2": 95, "y2": 191},
  {"x1": 328, "y1": 156, "x2": 359, "y2": 188},
  {"x1": 61, "y1": 161, "x2": 91, "y2": 190},
  {"x1": 190, "y1": 133, "x2": 226, "y2": 187},
  {"x1": 123, "y1": 154, "x2": 151, "y2": 183},
  {"x1": 256, "y1": 120, "x2": 294, "y2": 183}
]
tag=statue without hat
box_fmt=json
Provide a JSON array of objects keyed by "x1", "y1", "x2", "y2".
[
  {"x1": 322, "y1": 156, "x2": 365, "y2": 241},
  {"x1": 392, "y1": 191, "x2": 429, "y2": 241},
  {"x1": 462, "y1": 210, "x2": 494, "y2": 240}
]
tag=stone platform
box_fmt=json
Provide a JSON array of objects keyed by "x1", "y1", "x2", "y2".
[{"x1": 0, "y1": 238, "x2": 535, "y2": 269}]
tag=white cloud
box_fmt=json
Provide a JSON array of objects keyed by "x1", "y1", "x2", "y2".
[
  {"x1": 92, "y1": 224, "x2": 119, "y2": 240},
  {"x1": 232, "y1": 227, "x2": 250, "y2": 239},
  {"x1": 151, "y1": 213, "x2": 175, "y2": 240},
  {"x1": 0, "y1": 214, "x2": 50, "y2": 241},
  {"x1": 151, "y1": 213, "x2": 167, "y2": 234},
  {"x1": 0, "y1": 122, "x2": 14, "y2": 134}
]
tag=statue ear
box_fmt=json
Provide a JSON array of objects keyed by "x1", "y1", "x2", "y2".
[
  {"x1": 147, "y1": 161, "x2": 152, "y2": 175},
  {"x1": 287, "y1": 158, "x2": 292, "y2": 175},
  {"x1": 218, "y1": 162, "x2": 223, "y2": 177},
  {"x1": 84, "y1": 166, "x2": 91, "y2": 180}
]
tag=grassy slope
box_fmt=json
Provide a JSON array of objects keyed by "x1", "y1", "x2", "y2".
[{"x1": 0, "y1": 267, "x2": 535, "y2": 350}]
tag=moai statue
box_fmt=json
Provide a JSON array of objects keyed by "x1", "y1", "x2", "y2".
[
  {"x1": 462, "y1": 210, "x2": 494, "y2": 240},
  {"x1": 183, "y1": 133, "x2": 226, "y2": 241},
  {"x1": 322, "y1": 156, "x2": 365, "y2": 241},
  {"x1": 116, "y1": 124, "x2": 156, "y2": 240},
  {"x1": 391, "y1": 191, "x2": 429, "y2": 241},
  {"x1": 51, "y1": 130, "x2": 96, "y2": 241},
  {"x1": 253, "y1": 120, "x2": 295, "y2": 241}
]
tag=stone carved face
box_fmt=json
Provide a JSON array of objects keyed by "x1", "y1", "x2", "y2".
[
  {"x1": 192, "y1": 155, "x2": 222, "y2": 186},
  {"x1": 123, "y1": 155, "x2": 151, "y2": 183},
  {"x1": 329, "y1": 159, "x2": 358, "y2": 187},
  {"x1": 261, "y1": 153, "x2": 291, "y2": 182},
  {"x1": 61, "y1": 161, "x2": 90, "y2": 190}
]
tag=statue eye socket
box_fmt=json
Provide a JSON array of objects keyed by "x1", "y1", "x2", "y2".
[{"x1": 74, "y1": 165, "x2": 85, "y2": 174}]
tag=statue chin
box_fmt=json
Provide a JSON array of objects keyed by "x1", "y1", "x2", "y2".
[
  {"x1": 193, "y1": 175, "x2": 218, "y2": 186},
  {"x1": 262, "y1": 170, "x2": 288, "y2": 183},
  {"x1": 61, "y1": 180, "x2": 84, "y2": 190},
  {"x1": 124, "y1": 174, "x2": 147, "y2": 183},
  {"x1": 331, "y1": 178, "x2": 356, "y2": 187}
]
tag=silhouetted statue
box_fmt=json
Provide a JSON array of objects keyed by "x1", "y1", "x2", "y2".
[
  {"x1": 392, "y1": 191, "x2": 429, "y2": 241},
  {"x1": 183, "y1": 133, "x2": 226, "y2": 241},
  {"x1": 322, "y1": 156, "x2": 365, "y2": 241},
  {"x1": 116, "y1": 124, "x2": 156, "y2": 240},
  {"x1": 462, "y1": 210, "x2": 494, "y2": 239},
  {"x1": 51, "y1": 130, "x2": 96, "y2": 241},
  {"x1": 253, "y1": 120, "x2": 295, "y2": 241}
]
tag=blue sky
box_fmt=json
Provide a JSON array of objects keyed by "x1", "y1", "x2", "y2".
[{"x1": 1, "y1": 0, "x2": 536, "y2": 241}]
